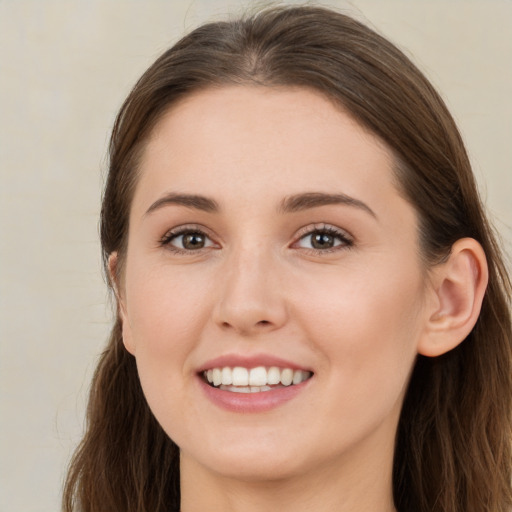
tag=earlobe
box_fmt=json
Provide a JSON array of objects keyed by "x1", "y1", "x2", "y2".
[
  {"x1": 108, "y1": 252, "x2": 136, "y2": 355},
  {"x1": 418, "y1": 238, "x2": 488, "y2": 357}
]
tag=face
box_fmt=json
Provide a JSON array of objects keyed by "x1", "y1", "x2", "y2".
[{"x1": 117, "y1": 86, "x2": 431, "y2": 483}]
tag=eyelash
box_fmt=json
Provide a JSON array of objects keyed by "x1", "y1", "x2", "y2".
[
  {"x1": 159, "y1": 223, "x2": 354, "y2": 255},
  {"x1": 159, "y1": 224, "x2": 216, "y2": 254},
  {"x1": 294, "y1": 224, "x2": 354, "y2": 254}
]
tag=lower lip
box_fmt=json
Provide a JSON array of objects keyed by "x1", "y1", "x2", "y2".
[{"x1": 198, "y1": 376, "x2": 312, "y2": 413}]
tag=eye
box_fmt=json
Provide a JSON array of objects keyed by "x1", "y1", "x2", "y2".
[
  {"x1": 294, "y1": 224, "x2": 353, "y2": 252},
  {"x1": 160, "y1": 226, "x2": 216, "y2": 252}
]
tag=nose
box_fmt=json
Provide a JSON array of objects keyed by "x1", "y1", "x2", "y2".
[{"x1": 213, "y1": 245, "x2": 288, "y2": 336}]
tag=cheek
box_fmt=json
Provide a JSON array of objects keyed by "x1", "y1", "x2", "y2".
[
  {"x1": 121, "y1": 261, "x2": 215, "y2": 414},
  {"x1": 293, "y1": 258, "x2": 425, "y2": 392},
  {"x1": 123, "y1": 265, "x2": 208, "y2": 427},
  {"x1": 124, "y1": 260, "x2": 211, "y2": 352}
]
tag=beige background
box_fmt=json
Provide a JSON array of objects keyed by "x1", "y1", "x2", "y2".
[{"x1": 0, "y1": 1, "x2": 511, "y2": 510}]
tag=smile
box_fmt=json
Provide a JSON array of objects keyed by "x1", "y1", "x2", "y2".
[{"x1": 203, "y1": 366, "x2": 313, "y2": 393}]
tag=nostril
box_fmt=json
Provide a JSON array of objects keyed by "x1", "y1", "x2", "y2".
[{"x1": 219, "y1": 319, "x2": 272, "y2": 333}]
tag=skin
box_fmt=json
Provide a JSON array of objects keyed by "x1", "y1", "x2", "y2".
[{"x1": 113, "y1": 86, "x2": 486, "y2": 512}]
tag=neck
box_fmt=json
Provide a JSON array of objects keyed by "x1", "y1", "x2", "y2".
[{"x1": 180, "y1": 445, "x2": 396, "y2": 512}]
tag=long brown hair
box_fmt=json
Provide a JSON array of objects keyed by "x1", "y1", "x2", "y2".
[{"x1": 63, "y1": 5, "x2": 512, "y2": 511}]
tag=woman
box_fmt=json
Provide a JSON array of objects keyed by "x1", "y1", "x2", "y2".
[{"x1": 63, "y1": 5, "x2": 512, "y2": 512}]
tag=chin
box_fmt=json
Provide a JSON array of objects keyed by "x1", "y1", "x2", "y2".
[
  {"x1": 180, "y1": 434, "x2": 310, "y2": 482},
  {"x1": 205, "y1": 456, "x2": 305, "y2": 483}
]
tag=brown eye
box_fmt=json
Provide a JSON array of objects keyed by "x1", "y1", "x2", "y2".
[
  {"x1": 181, "y1": 232, "x2": 206, "y2": 250},
  {"x1": 163, "y1": 229, "x2": 215, "y2": 251},
  {"x1": 311, "y1": 232, "x2": 336, "y2": 249},
  {"x1": 296, "y1": 227, "x2": 352, "y2": 252}
]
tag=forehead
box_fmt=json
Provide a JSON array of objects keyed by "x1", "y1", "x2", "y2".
[{"x1": 136, "y1": 86, "x2": 398, "y2": 203}]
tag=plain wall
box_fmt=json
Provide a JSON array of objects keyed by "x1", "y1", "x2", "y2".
[{"x1": 1, "y1": 1, "x2": 511, "y2": 510}]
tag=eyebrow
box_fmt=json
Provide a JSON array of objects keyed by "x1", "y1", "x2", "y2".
[
  {"x1": 279, "y1": 192, "x2": 377, "y2": 218},
  {"x1": 144, "y1": 191, "x2": 376, "y2": 219},
  {"x1": 145, "y1": 193, "x2": 219, "y2": 216}
]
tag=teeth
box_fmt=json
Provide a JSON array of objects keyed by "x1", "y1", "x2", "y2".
[
  {"x1": 204, "y1": 366, "x2": 312, "y2": 389},
  {"x1": 293, "y1": 370, "x2": 305, "y2": 385},
  {"x1": 281, "y1": 368, "x2": 293, "y2": 386},
  {"x1": 267, "y1": 366, "x2": 281, "y2": 385},
  {"x1": 232, "y1": 367, "x2": 249, "y2": 386},
  {"x1": 219, "y1": 385, "x2": 273, "y2": 393},
  {"x1": 212, "y1": 368, "x2": 222, "y2": 386},
  {"x1": 249, "y1": 366, "x2": 267, "y2": 386},
  {"x1": 221, "y1": 367, "x2": 232, "y2": 385}
]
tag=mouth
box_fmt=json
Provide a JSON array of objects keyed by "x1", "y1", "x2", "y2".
[{"x1": 202, "y1": 366, "x2": 314, "y2": 393}]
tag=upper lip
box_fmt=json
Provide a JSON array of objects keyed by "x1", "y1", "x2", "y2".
[{"x1": 197, "y1": 353, "x2": 312, "y2": 373}]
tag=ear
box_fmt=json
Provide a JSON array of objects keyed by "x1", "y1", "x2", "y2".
[
  {"x1": 108, "y1": 252, "x2": 136, "y2": 355},
  {"x1": 418, "y1": 238, "x2": 488, "y2": 357}
]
